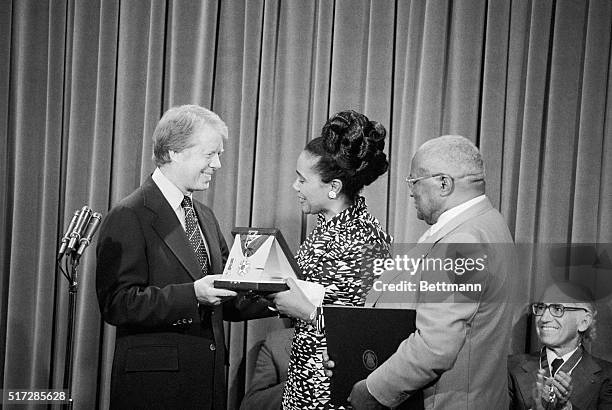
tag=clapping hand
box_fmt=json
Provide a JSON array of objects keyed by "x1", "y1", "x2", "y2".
[{"x1": 534, "y1": 368, "x2": 573, "y2": 410}]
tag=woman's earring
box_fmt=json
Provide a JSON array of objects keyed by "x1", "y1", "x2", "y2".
[{"x1": 328, "y1": 191, "x2": 337, "y2": 199}]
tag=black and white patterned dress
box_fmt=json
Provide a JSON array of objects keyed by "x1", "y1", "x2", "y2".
[{"x1": 282, "y1": 196, "x2": 392, "y2": 410}]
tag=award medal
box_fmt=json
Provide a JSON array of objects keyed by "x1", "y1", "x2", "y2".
[{"x1": 238, "y1": 233, "x2": 267, "y2": 276}]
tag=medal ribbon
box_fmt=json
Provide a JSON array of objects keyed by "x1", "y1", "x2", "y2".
[
  {"x1": 539, "y1": 345, "x2": 583, "y2": 377},
  {"x1": 539, "y1": 345, "x2": 583, "y2": 408},
  {"x1": 239, "y1": 234, "x2": 268, "y2": 257}
]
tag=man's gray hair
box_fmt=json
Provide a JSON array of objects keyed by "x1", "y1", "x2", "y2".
[
  {"x1": 152, "y1": 105, "x2": 228, "y2": 167},
  {"x1": 417, "y1": 135, "x2": 485, "y2": 179},
  {"x1": 579, "y1": 301, "x2": 598, "y2": 342}
]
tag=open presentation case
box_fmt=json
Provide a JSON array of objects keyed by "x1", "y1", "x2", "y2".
[{"x1": 214, "y1": 227, "x2": 300, "y2": 293}]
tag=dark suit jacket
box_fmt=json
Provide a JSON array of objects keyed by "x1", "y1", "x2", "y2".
[
  {"x1": 508, "y1": 351, "x2": 612, "y2": 410},
  {"x1": 96, "y1": 176, "x2": 229, "y2": 410},
  {"x1": 240, "y1": 327, "x2": 294, "y2": 410}
]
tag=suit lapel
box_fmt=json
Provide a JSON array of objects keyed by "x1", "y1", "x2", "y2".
[
  {"x1": 570, "y1": 352, "x2": 601, "y2": 410},
  {"x1": 515, "y1": 356, "x2": 540, "y2": 409},
  {"x1": 142, "y1": 177, "x2": 202, "y2": 281},
  {"x1": 520, "y1": 356, "x2": 540, "y2": 374}
]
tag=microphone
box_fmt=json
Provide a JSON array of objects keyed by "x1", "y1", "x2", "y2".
[
  {"x1": 75, "y1": 212, "x2": 102, "y2": 260},
  {"x1": 57, "y1": 210, "x2": 81, "y2": 260},
  {"x1": 66, "y1": 206, "x2": 92, "y2": 256}
]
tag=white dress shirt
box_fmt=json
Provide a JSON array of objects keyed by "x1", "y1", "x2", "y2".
[
  {"x1": 546, "y1": 346, "x2": 581, "y2": 375},
  {"x1": 418, "y1": 195, "x2": 487, "y2": 243}
]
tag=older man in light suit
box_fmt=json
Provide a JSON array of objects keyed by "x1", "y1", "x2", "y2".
[{"x1": 345, "y1": 135, "x2": 515, "y2": 409}]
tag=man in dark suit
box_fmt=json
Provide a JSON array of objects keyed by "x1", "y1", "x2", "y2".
[
  {"x1": 508, "y1": 282, "x2": 612, "y2": 410},
  {"x1": 339, "y1": 135, "x2": 515, "y2": 409},
  {"x1": 96, "y1": 105, "x2": 238, "y2": 409}
]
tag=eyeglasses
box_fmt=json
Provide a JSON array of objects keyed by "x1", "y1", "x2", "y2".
[
  {"x1": 404, "y1": 173, "x2": 447, "y2": 189},
  {"x1": 531, "y1": 303, "x2": 589, "y2": 318},
  {"x1": 404, "y1": 172, "x2": 485, "y2": 190}
]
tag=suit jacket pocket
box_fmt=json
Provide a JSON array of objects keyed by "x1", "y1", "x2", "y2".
[{"x1": 125, "y1": 344, "x2": 179, "y2": 372}]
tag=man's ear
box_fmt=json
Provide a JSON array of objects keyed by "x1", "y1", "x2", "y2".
[
  {"x1": 577, "y1": 311, "x2": 593, "y2": 333},
  {"x1": 439, "y1": 175, "x2": 454, "y2": 196}
]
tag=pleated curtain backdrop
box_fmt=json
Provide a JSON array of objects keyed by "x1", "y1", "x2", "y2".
[{"x1": 1, "y1": 0, "x2": 611, "y2": 408}]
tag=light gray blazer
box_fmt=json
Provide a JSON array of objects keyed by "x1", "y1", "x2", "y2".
[{"x1": 366, "y1": 197, "x2": 515, "y2": 409}]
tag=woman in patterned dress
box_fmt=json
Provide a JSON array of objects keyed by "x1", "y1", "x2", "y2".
[{"x1": 269, "y1": 110, "x2": 393, "y2": 410}]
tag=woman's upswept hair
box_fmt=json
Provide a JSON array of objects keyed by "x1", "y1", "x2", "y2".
[{"x1": 305, "y1": 110, "x2": 389, "y2": 201}]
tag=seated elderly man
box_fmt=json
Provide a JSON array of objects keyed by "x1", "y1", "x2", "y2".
[{"x1": 508, "y1": 282, "x2": 612, "y2": 410}]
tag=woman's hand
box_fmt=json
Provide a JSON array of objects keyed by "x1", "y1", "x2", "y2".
[{"x1": 268, "y1": 277, "x2": 315, "y2": 321}]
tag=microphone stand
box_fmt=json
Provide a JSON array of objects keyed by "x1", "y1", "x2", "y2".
[
  {"x1": 57, "y1": 207, "x2": 100, "y2": 409},
  {"x1": 62, "y1": 254, "x2": 80, "y2": 410}
]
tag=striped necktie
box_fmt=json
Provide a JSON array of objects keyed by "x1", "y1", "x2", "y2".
[{"x1": 181, "y1": 196, "x2": 209, "y2": 276}]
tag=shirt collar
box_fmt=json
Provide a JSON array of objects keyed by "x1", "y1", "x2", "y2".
[
  {"x1": 546, "y1": 346, "x2": 580, "y2": 365},
  {"x1": 418, "y1": 195, "x2": 486, "y2": 242},
  {"x1": 152, "y1": 167, "x2": 188, "y2": 211}
]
